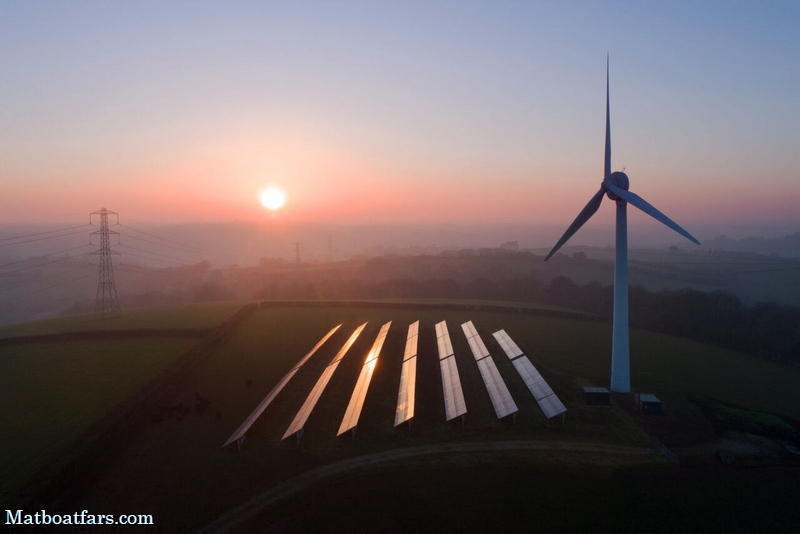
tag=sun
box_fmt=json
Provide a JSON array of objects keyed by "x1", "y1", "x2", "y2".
[{"x1": 259, "y1": 186, "x2": 286, "y2": 211}]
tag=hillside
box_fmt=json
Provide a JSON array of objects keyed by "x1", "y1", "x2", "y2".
[
  {"x1": 4, "y1": 301, "x2": 800, "y2": 531},
  {"x1": 0, "y1": 302, "x2": 250, "y2": 503}
]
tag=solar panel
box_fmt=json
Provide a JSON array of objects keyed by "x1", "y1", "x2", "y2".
[
  {"x1": 403, "y1": 320, "x2": 419, "y2": 361},
  {"x1": 364, "y1": 321, "x2": 391, "y2": 364},
  {"x1": 440, "y1": 356, "x2": 467, "y2": 421},
  {"x1": 435, "y1": 321, "x2": 454, "y2": 360},
  {"x1": 492, "y1": 329, "x2": 524, "y2": 360},
  {"x1": 290, "y1": 324, "x2": 343, "y2": 371},
  {"x1": 223, "y1": 369, "x2": 298, "y2": 448},
  {"x1": 223, "y1": 324, "x2": 341, "y2": 448},
  {"x1": 510, "y1": 356, "x2": 566, "y2": 419},
  {"x1": 461, "y1": 320, "x2": 478, "y2": 338},
  {"x1": 511, "y1": 357, "x2": 555, "y2": 400},
  {"x1": 538, "y1": 392, "x2": 567, "y2": 419},
  {"x1": 394, "y1": 356, "x2": 417, "y2": 426},
  {"x1": 476, "y1": 356, "x2": 518, "y2": 419},
  {"x1": 461, "y1": 321, "x2": 490, "y2": 360},
  {"x1": 395, "y1": 322, "x2": 419, "y2": 426},
  {"x1": 338, "y1": 322, "x2": 391, "y2": 436},
  {"x1": 338, "y1": 358, "x2": 377, "y2": 435},
  {"x1": 407, "y1": 319, "x2": 419, "y2": 339},
  {"x1": 282, "y1": 323, "x2": 367, "y2": 440}
]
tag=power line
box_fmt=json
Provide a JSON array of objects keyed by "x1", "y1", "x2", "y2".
[
  {"x1": 117, "y1": 223, "x2": 234, "y2": 257},
  {"x1": 0, "y1": 228, "x2": 90, "y2": 248},
  {"x1": 0, "y1": 244, "x2": 94, "y2": 272},
  {"x1": 0, "y1": 262, "x2": 95, "y2": 293},
  {"x1": 0, "y1": 251, "x2": 93, "y2": 277},
  {"x1": 115, "y1": 248, "x2": 196, "y2": 267},
  {"x1": 0, "y1": 271, "x2": 96, "y2": 305},
  {"x1": 117, "y1": 264, "x2": 205, "y2": 279},
  {"x1": 0, "y1": 211, "x2": 87, "y2": 228},
  {"x1": 0, "y1": 223, "x2": 91, "y2": 242},
  {"x1": 115, "y1": 230, "x2": 227, "y2": 258},
  {"x1": 116, "y1": 243, "x2": 196, "y2": 265}
]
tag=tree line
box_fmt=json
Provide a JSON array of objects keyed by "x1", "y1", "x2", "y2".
[{"x1": 255, "y1": 273, "x2": 800, "y2": 367}]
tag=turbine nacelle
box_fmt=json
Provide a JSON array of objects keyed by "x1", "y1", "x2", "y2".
[{"x1": 604, "y1": 171, "x2": 629, "y2": 201}]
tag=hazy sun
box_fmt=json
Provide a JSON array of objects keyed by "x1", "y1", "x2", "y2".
[{"x1": 259, "y1": 186, "x2": 286, "y2": 211}]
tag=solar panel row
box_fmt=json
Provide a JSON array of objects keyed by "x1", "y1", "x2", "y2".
[
  {"x1": 237, "y1": 322, "x2": 568, "y2": 445},
  {"x1": 394, "y1": 357, "x2": 416, "y2": 427},
  {"x1": 395, "y1": 321, "x2": 419, "y2": 427},
  {"x1": 440, "y1": 355, "x2": 467, "y2": 421},
  {"x1": 403, "y1": 320, "x2": 419, "y2": 362},
  {"x1": 496, "y1": 329, "x2": 567, "y2": 420},
  {"x1": 511, "y1": 357, "x2": 554, "y2": 400},
  {"x1": 462, "y1": 321, "x2": 517, "y2": 419},
  {"x1": 338, "y1": 322, "x2": 391, "y2": 435},
  {"x1": 290, "y1": 324, "x2": 344, "y2": 371},
  {"x1": 436, "y1": 321, "x2": 467, "y2": 421},
  {"x1": 491, "y1": 329, "x2": 524, "y2": 360},
  {"x1": 538, "y1": 392, "x2": 568, "y2": 419},
  {"x1": 435, "y1": 320, "x2": 454, "y2": 360},
  {"x1": 461, "y1": 320, "x2": 490, "y2": 360},
  {"x1": 223, "y1": 324, "x2": 342, "y2": 448},
  {"x1": 282, "y1": 323, "x2": 367, "y2": 440},
  {"x1": 476, "y1": 356, "x2": 518, "y2": 419}
]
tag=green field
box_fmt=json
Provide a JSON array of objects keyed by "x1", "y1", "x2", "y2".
[
  {"x1": 0, "y1": 302, "x2": 255, "y2": 503},
  {"x1": 0, "y1": 301, "x2": 248, "y2": 339},
  {"x1": 4, "y1": 301, "x2": 800, "y2": 531},
  {"x1": 0, "y1": 337, "x2": 198, "y2": 501},
  {"x1": 18, "y1": 303, "x2": 791, "y2": 532}
]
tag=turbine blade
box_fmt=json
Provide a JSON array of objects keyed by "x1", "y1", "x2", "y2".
[
  {"x1": 605, "y1": 54, "x2": 611, "y2": 181},
  {"x1": 544, "y1": 187, "x2": 606, "y2": 261},
  {"x1": 604, "y1": 183, "x2": 701, "y2": 245}
]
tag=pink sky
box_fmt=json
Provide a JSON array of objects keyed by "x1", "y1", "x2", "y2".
[{"x1": 1, "y1": 3, "x2": 798, "y2": 232}]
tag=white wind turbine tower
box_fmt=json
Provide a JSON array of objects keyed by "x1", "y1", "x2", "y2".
[{"x1": 544, "y1": 57, "x2": 700, "y2": 393}]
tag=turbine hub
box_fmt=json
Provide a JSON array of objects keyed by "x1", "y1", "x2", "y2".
[{"x1": 606, "y1": 171, "x2": 629, "y2": 201}]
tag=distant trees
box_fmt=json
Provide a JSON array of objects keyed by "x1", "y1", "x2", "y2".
[
  {"x1": 238, "y1": 255, "x2": 779, "y2": 367},
  {"x1": 247, "y1": 264, "x2": 800, "y2": 367},
  {"x1": 542, "y1": 278, "x2": 800, "y2": 367}
]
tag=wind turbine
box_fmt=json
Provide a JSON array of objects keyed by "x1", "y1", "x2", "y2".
[{"x1": 544, "y1": 58, "x2": 700, "y2": 393}]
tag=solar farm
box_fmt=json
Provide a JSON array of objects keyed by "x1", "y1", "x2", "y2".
[
  {"x1": 5, "y1": 301, "x2": 800, "y2": 532},
  {"x1": 226, "y1": 318, "x2": 565, "y2": 448}
]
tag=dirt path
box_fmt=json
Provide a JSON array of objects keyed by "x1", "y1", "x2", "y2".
[{"x1": 198, "y1": 440, "x2": 658, "y2": 534}]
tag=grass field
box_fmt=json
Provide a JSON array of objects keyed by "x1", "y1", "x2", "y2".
[
  {"x1": 21, "y1": 302, "x2": 794, "y2": 532},
  {"x1": 0, "y1": 337, "x2": 199, "y2": 502},
  {"x1": 246, "y1": 459, "x2": 800, "y2": 533},
  {"x1": 0, "y1": 301, "x2": 249, "y2": 339},
  {"x1": 0, "y1": 301, "x2": 257, "y2": 503}
]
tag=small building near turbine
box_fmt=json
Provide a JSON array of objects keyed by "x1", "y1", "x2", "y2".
[{"x1": 635, "y1": 393, "x2": 662, "y2": 415}]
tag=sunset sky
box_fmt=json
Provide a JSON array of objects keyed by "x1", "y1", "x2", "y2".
[{"x1": 1, "y1": 1, "x2": 798, "y2": 233}]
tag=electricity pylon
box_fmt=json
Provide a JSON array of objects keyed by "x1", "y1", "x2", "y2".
[{"x1": 90, "y1": 208, "x2": 120, "y2": 314}]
